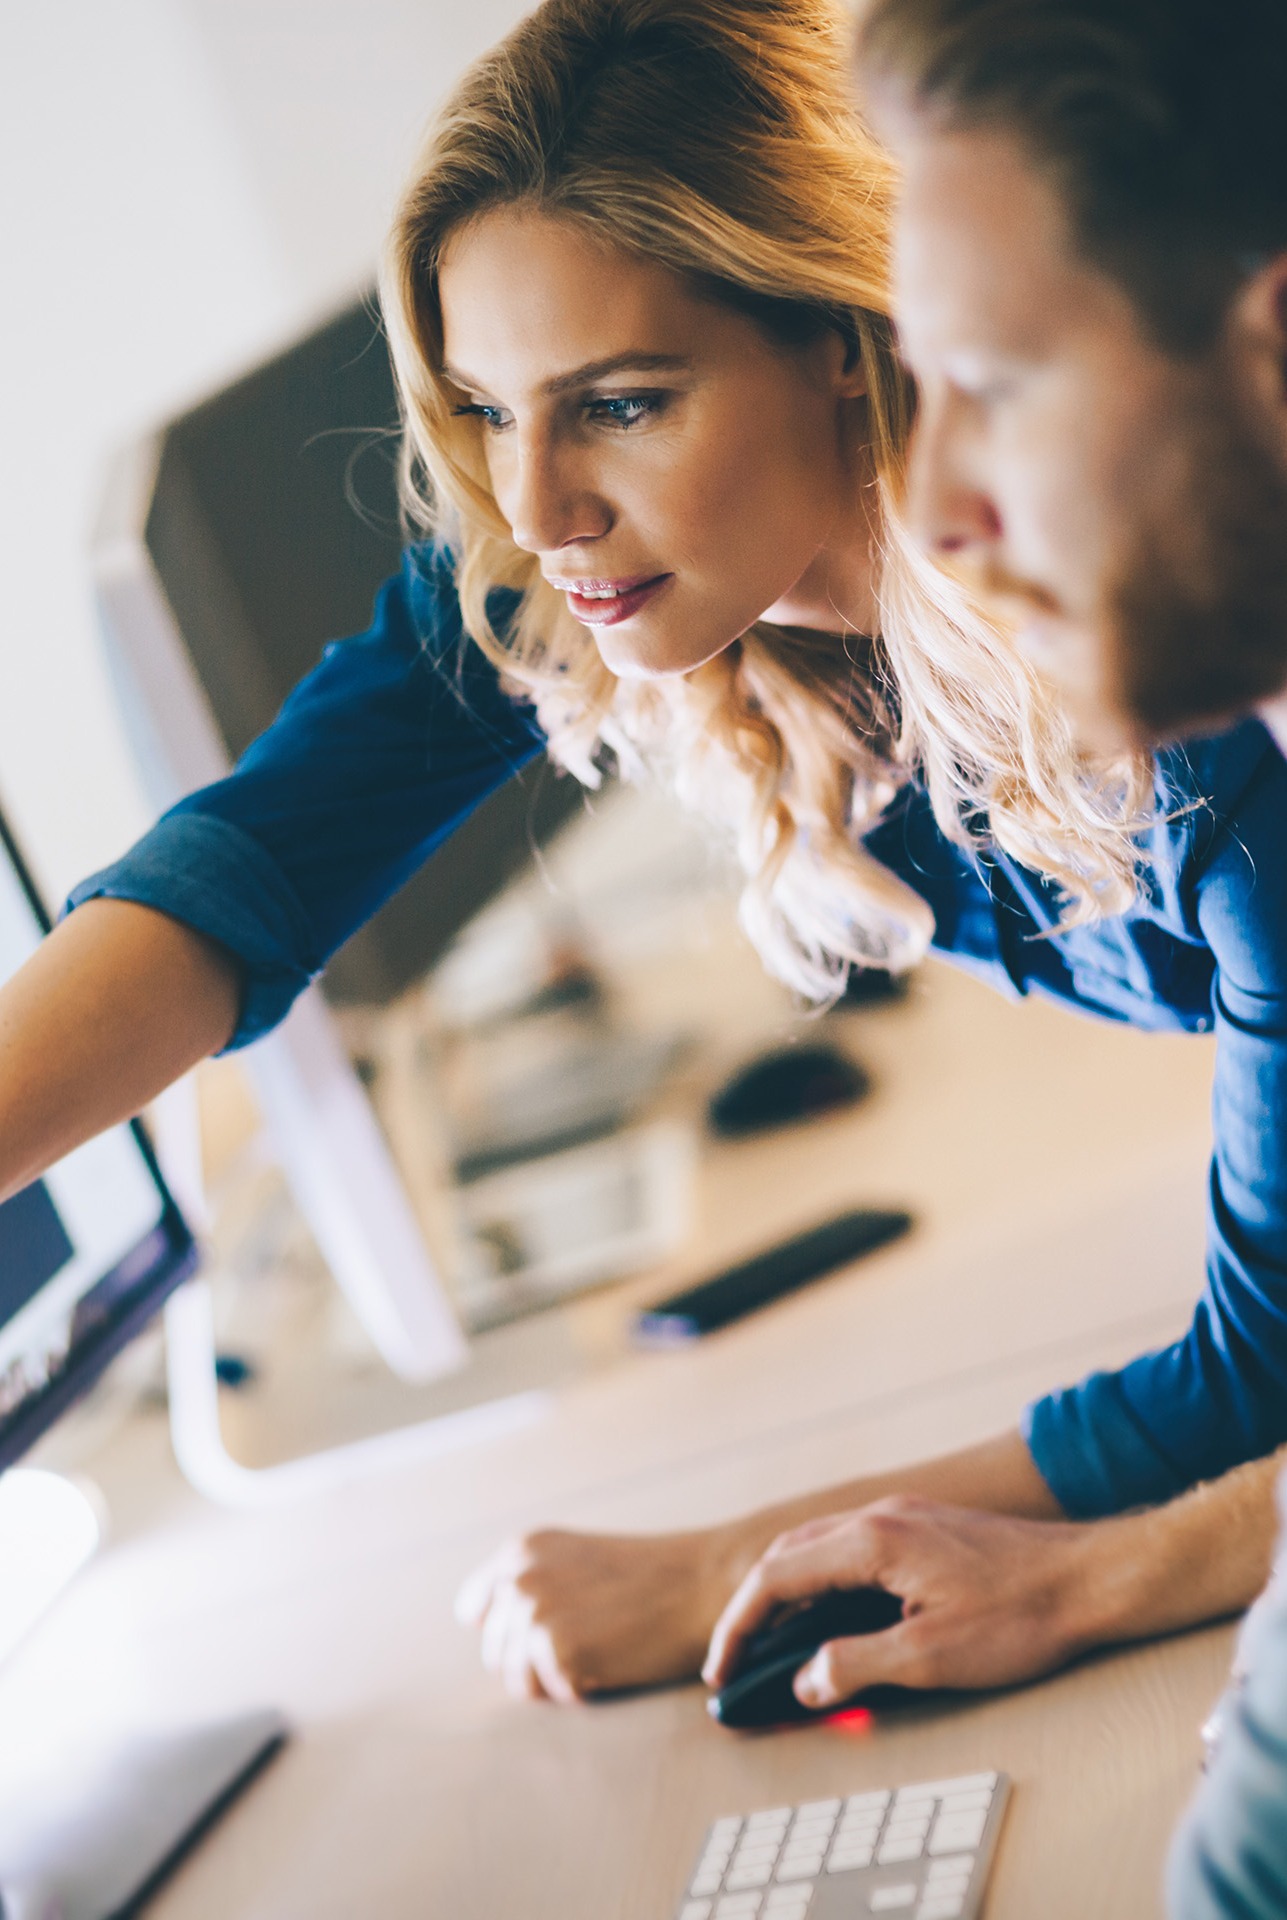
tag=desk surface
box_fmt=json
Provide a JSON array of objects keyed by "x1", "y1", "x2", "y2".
[{"x1": 0, "y1": 954, "x2": 1233, "y2": 1919}]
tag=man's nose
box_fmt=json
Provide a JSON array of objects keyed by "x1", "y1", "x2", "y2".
[
  {"x1": 502, "y1": 432, "x2": 611, "y2": 556},
  {"x1": 904, "y1": 390, "x2": 1003, "y2": 558}
]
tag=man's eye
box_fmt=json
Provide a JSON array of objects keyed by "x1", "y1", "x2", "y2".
[
  {"x1": 452, "y1": 403, "x2": 512, "y2": 430},
  {"x1": 587, "y1": 393, "x2": 664, "y2": 429}
]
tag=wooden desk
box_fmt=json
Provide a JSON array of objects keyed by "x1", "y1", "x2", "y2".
[{"x1": 0, "y1": 959, "x2": 1234, "y2": 1918}]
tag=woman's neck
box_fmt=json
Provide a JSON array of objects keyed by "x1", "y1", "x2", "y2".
[{"x1": 762, "y1": 439, "x2": 881, "y2": 638}]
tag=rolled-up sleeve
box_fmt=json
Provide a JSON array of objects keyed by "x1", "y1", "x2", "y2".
[
  {"x1": 1024, "y1": 738, "x2": 1287, "y2": 1516},
  {"x1": 66, "y1": 544, "x2": 546, "y2": 1047}
]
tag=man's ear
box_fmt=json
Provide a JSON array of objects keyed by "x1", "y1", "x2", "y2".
[{"x1": 1231, "y1": 254, "x2": 1287, "y2": 442}]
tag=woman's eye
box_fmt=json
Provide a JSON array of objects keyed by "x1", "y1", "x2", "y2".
[
  {"x1": 586, "y1": 393, "x2": 663, "y2": 429},
  {"x1": 452, "y1": 403, "x2": 512, "y2": 431}
]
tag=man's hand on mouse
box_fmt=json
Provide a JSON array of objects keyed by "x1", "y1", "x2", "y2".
[{"x1": 703, "y1": 1496, "x2": 1107, "y2": 1709}]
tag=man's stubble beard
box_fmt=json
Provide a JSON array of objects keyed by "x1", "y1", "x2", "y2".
[{"x1": 1107, "y1": 369, "x2": 1287, "y2": 744}]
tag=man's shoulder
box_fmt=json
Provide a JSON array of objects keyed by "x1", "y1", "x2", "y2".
[{"x1": 1154, "y1": 717, "x2": 1283, "y2": 824}]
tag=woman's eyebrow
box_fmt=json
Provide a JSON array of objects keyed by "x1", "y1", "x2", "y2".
[{"x1": 441, "y1": 351, "x2": 693, "y2": 397}]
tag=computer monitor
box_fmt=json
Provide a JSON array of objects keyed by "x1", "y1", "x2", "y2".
[
  {"x1": 91, "y1": 296, "x2": 584, "y2": 1387},
  {"x1": 102, "y1": 295, "x2": 582, "y2": 1006},
  {"x1": 0, "y1": 807, "x2": 197, "y2": 1474}
]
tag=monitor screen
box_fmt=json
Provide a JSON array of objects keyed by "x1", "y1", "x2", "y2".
[{"x1": 0, "y1": 813, "x2": 197, "y2": 1470}]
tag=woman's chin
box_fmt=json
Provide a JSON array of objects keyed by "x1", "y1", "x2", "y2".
[{"x1": 591, "y1": 618, "x2": 735, "y2": 682}]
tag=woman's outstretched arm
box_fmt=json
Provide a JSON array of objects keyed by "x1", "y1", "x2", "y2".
[{"x1": 0, "y1": 898, "x2": 242, "y2": 1205}]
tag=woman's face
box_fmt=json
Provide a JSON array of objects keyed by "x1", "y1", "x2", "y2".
[{"x1": 437, "y1": 206, "x2": 877, "y2": 677}]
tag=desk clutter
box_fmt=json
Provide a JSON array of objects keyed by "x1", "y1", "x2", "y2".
[{"x1": 676, "y1": 1774, "x2": 1010, "y2": 1920}]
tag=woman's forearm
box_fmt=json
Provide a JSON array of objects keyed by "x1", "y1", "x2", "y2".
[{"x1": 0, "y1": 898, "x2": 243, "y2": 1202}]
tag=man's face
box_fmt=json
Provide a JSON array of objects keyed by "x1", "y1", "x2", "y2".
[{"x1": 879, "y1": 113, "x2": 1287, "y2": 750}]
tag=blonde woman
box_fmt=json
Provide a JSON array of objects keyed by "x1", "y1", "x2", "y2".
[{"x1": 5, "y1": 0, "x2": 1285, "y2": 1712}]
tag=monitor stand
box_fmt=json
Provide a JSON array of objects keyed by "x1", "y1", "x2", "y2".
[
  {"x1": 164, "y1": 1274, "x2": 551, "y2": 1506},
  {"x1": 148, "y1": 1061, "x2": 552, "y2": 1507},
  {"x1": 0, "y1": 1473, "x2": 288, "y2": 1920},
  {"x1": 0, "y1": 1709, "x2": 287, "y2": 1920}
]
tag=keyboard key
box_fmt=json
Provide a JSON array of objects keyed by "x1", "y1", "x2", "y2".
[
  {"x1": 727, "y1": 1866, "x2": 774, "y2": 1891},
  {"x1": 766, "y1": 1890, "x2": 811, "y2": 1911},
  {"x1": 680, "y1": 1906, "x2": 713, "y2": 1920},
  {"x1": 748, "y1": 1809, "x2": 792, "y2": 1830},
  {"x1": 828, "y1": 1843, "x2": 875, "y2": 1871},
  {"x1": 925, "y1": 1874, "x2": 971, "y2": 1902},
  {"x1": 798, "y1": 1799, "x2": 842, "y2": 1820},
  {"x1": 940, "y1": 1790, "x2": 992, "y2": 1814},
  {"x1": 919, "y1": 1900, "x2": 965, "y2": 1919},
  {"x1": 837, "y1": 1823, "x2": 884, "y2": 1850},
  {"x1": 906, "y1": 1773, "x2": 997, "y2": 1801},
  {"x1": 847, "y1": 1790, "x2": 892, "y2": 1813},
  {"x1": 776, "y1": 1859, "x2": 821, "y2": 1884},
  {"x1": 715, "y1": 1896, "x2": 762, "y2": 1918},
  {"x1": 878, "y1": 1838, "x2": 925, "y2": 1864},
  {"x1": 870, "y1": 1886, "x2": 918, "y2": 1910},
  {"x1": 791, "y1": 1816, "x2": 837, "y2": 1840},
  {"x1": 778, "y1": 1859, "x2": 825, "y2": 1883},
  {"x1": 930, "y1": 1812, "x2": 988, "y2": 1855},
  {"x1": 733, "y1": 1845, "x2": 782, "y2": 1868},
  {"x1": 885, "y1": 1814, "x2": 932, "y2": 1839},
  {"x1": 926, "y1": 1857, "x2": 974, "y2": 1882},
  {"x1": 691, "y1": 1872, "x2": 724, "y2": 1897}
]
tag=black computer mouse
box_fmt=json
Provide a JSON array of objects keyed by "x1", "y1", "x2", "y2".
[
  {"x1": 708, "y1": 1044, "x2": 869, "y2": 1138},
  {"x1": 708, "y1": 1586, "x2": 905, "y2": 1729}
]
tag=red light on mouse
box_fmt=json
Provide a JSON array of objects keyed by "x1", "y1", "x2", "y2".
[{"x1": 826, "y1": 1707, "x2": 875, "y2": 1736}]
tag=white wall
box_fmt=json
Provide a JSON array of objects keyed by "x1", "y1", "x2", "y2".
[{"x1": 0, "y1": 0, "x2": 525, "y2": 904}]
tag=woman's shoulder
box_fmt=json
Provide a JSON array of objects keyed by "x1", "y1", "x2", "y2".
[{"x1": 400, "y1": 539, "x2": 522, "y2": 653}]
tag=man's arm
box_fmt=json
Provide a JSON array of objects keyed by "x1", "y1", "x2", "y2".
[
  {"x1": 705, "y1": 1448, "x2": 1281, "y2": 1707},
  {"x1": 0, "y1": 898, "x2": 241, "y2": 1204},
  {"x1": 457, "y1": 1439, "x2": 1280, "y2": 1701}
]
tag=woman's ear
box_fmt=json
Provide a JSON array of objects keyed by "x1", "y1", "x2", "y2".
[
  {"x1": 1231, "y1": 254, "x2": 1287, "y2": 450},
  {"x1": 828, "y1": 325, "x2": 868, "y2": 400}
]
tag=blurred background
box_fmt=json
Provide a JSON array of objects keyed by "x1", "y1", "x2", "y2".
[{"x1": 0, "y1": 0, "x2": 528, "y2": 905}]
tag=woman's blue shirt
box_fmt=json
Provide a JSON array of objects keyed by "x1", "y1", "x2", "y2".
[{"x1": 68, "y1": 544, "x2": 1287, "y2": 1522}]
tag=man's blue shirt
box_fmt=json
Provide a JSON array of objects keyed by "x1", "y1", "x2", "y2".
[{"x1": 68, "y1": 543, "x2": 1287, "y2": 1523}]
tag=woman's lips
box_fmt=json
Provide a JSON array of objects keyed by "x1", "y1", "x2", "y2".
[{"x1": 547, "y1": 573, "x2": 673, "y2": 627}]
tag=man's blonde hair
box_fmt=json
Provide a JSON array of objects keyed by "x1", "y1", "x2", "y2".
[{"x1": 381, "y1": 0, "x2": 1152, "y2": 998}]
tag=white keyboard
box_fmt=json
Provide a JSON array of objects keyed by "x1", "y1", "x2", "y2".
[{"x1": 674, "y1": 1771, "x2": 1010, "y2": 1920}]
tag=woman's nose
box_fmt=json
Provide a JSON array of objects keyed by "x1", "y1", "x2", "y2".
[
  {"x1": 500, "y1": 432, "x2": 612, "y2": 556},
  {"x1": 905, "y1": 390, "x2": 1003, "y2": 560}
]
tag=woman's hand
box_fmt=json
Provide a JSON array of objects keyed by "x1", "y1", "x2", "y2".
[
  {"x1": 703, "y1": 1495, "x2": 1102, "y2": 1709},
  {"x1": 456, "y1": 1523, "x2": 751, "y2": 1701}
]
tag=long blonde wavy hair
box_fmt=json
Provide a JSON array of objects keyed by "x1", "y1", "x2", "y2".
[{"x1": 380, "y1": 0, "x2": 1154, "y2": 999}]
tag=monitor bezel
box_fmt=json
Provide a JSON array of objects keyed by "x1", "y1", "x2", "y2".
[{"x1": 0, "y1": 808, "x2": 199, "y2": 1471}]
